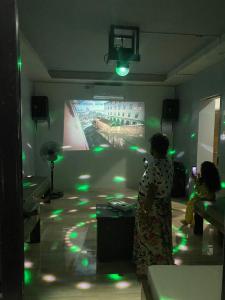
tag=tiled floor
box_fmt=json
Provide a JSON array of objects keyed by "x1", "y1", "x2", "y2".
[{"x1": 24, "y1": 190, "x2": 223, "y2": 299}]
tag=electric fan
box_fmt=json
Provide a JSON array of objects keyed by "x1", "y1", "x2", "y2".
[{"x1": 40, "y1": 141, "x2": 64, "y2": 201}]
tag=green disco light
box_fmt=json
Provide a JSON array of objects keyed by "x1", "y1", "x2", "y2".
[
  {"x1": 115, "y1": 62, "x2": 130, "y2": 77},
  {"x1": 107, "y1": 273, "x2": 123, "y2": 281},
  {"x1": 221, "y1": 182, "x2": 225, "y2": 189}
]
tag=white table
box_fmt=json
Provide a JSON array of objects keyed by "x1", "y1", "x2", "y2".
[{"x1": 146, "y1": 265, "x2": 222, "y2": 300}]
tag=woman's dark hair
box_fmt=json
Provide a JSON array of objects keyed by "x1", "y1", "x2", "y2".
[
  {"x1": 150, "y1": 133, "x2": 169, "y2": 157},
  {"x1": 201, "y1": 161, "x2": 221, "y2": 192}
]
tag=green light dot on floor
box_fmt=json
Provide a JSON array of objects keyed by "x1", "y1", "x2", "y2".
[
  {"x1": 92, "y1": 146, "x2": 104, "y2": 153},
  {"x1": 113, "y1": 176, "x2": 126, "y2": 183},
  {"x1": 76, "y1": 222, "x2": 85, "y2": 227},
  {"x1": 81, "y1": 258, "x2": 89, "y2": 267},
  {"x1": 75, "y1": 183, "x2": 90, "y2": 192},
  {"x1": 106, "y1": 273, "x2": 123, "y2": 281},
  {"x1": 221, "y1": 182, "x2": 225, "y2": 189},
  {"x1": 24, "y1": 269, "x2": 32, "y2": 285},
  {"x1": 70, "y1": 232, "x2": 78, "y2": 239},
  {"x1": 70, "y1": 245, "x2": 81, "y2": 253},
  {"x1": 89, "y1": 213, "x2": 96, "y2": 219},
  {"x1": 129, "y1": 145, "x2": 139, "y2": 151},
  {"x1": 52, "y1": 209, "x2": 63, "y2": 215}
]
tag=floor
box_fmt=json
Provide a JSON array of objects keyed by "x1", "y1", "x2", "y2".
[{"x1": 24, "y1": 189, "x2": 223, "y2": 299}]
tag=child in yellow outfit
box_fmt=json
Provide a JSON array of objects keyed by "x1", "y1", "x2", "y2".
[{"x1": 182, "y1": 161, "x2": 221, "y2": 225}]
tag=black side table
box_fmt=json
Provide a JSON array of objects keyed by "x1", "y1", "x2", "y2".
[{"x1": 96, "y1": 204, "x2": 136, "y2": 262}]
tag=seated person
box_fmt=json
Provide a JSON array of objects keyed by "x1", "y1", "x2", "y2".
[{"x1": 182, "y1": 161, "x2": 221, "y2": 225}]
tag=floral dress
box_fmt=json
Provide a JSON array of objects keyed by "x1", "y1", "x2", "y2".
[{"x1": 134, "y1": 156, "x2": 174, "y2": 275}]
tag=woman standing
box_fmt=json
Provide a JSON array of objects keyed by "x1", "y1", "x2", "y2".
[{"x1": 134, "y1": 133, "x2": 174, "y2": 276}]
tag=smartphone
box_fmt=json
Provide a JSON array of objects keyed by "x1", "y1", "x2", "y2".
[{"x1": 192, "y1": 166, "x2": 197, "y2": 177}]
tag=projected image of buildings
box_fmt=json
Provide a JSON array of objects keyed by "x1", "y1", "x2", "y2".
[{"x1": 63, "y1": 100, "x2": 144, "y2": 150}]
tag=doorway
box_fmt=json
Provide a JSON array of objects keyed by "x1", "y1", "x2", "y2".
[{"x1": 197, "y1": 96, "x2": 221, "y2": 171}]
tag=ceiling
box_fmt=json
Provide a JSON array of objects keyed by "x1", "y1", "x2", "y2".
[{"x1": 18, "y1": 0, "x2": 225, "y2": 85}]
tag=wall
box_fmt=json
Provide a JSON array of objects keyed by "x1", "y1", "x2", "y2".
[
  {"x1": 34, "y1": 82, "x2": 175, "y2": 191},
  {"x1": 21, "y1": 70, "x2": 35, "y2": 176},
  {"x1": 197, "y1": 99, "x2": 216, "y2": 170},
  {"x1": 174, "y1": 59, "x2": 225, "y2": 181}
]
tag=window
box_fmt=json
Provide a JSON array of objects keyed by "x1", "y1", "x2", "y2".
[{"x1": 135, "y1": 113, "x2": 139, "y2": 118}]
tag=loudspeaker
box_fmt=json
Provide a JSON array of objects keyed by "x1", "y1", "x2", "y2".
[
  {"x1": 31, "y1": 96, "x2": 49, "y2": 121},
  {"x1": 162, "y1": 99, "x2": 179, "y2": 121}
]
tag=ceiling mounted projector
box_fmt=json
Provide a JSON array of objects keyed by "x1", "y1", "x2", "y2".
[{"x1": 105, "y1": 25, "x2": 140, "y2": 77}]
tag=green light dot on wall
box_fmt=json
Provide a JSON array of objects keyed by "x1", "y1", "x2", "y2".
[
  {"x1": 191, "y1": 133, "x2": 196, "y2": 139},
  {"x1": 146, "y1": 117, "x2": 160, "y2": 129},
  {"x1": 70, "y1": 245, "x2": 81, "y2": 253},
  {"x1": 204, "y1": 202, "x2": 210, "y2": 210},
  {"x1": 69, "y1": 232, "x2": 78, "y2": 239},
  {"x1": 24, "y1": 269, "x2": 32, "y2": 285},
  {"x1": 189, "y1": 192, "x2": 197, "y2": 200},
  {"x1": 113, "y1": 176, "x2": 126, "y2": 183},
  {"x1": 24, "y1": 243, "x2": 30, "y2": 252},
  {"x1": 23, "y1": 181, "x2": 32, "y2": 188},
  {"x1": 76, "y1": 222, "x2": 86, "y2": 227},
  {"x1": 168, "y1": 149, "x2": 176, "y2": 156},
  {"x1": 107, "y1": 273, "x2": 123, "y2": 281},
  {"x1": 129, "y1": 145, "x2": 139, "y2": 151},
  {"x1": 17, "y1": 57, "x2": 23, "y2": 71},
  {"x1": 75, "y1": 183, "x2": 90, "y2": 192},
  {"x1": 89, "y1": 213, "x2": 96, "y2": 219},
  {"x1": 81, "y1": 258, "x2": 89, "y2": 267},
  {"x1": 221, "y1": 182, "x2": 225, "y2": 189},
  {"x1": 22, "y1": 151, "x2": 26, "y2": 161}
]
